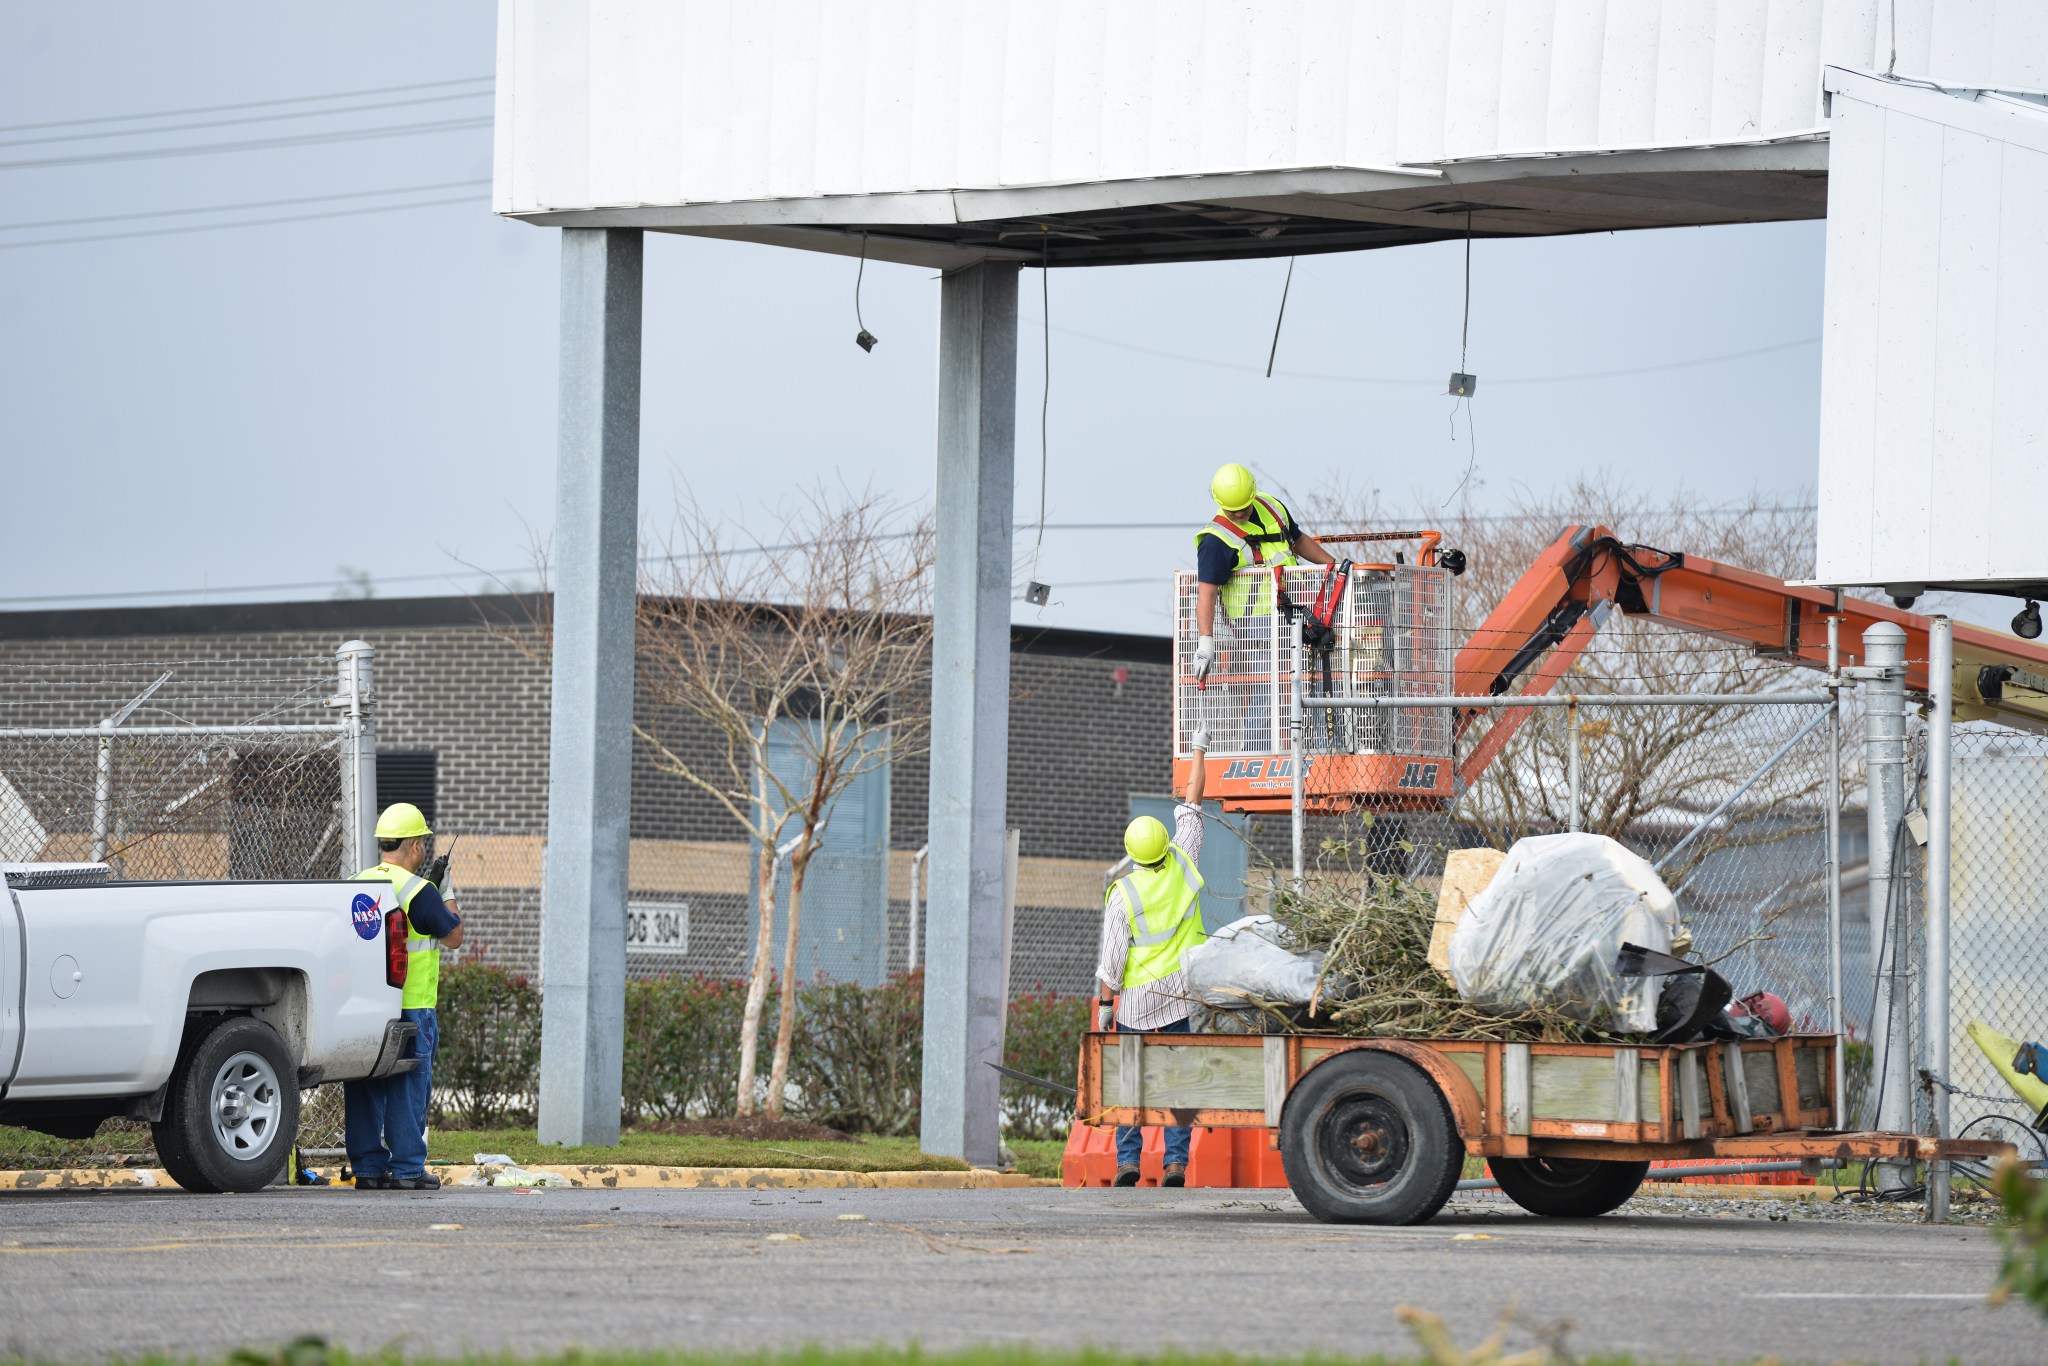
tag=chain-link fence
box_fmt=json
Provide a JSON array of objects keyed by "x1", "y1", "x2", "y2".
[{"x1": 0, "y1": 651, "x2": 367, "y2": 1171}]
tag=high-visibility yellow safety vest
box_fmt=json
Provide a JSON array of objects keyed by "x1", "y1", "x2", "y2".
[
  {"x1": 1195, "y1": 493, "x2": 1300, "y2": 620},
  {"x1": 1112, "y1": 845, "x2": 1207, "y2": 989},
  {"x1": 354, "y1": 862, "x2": 442, "y2": 1010}
]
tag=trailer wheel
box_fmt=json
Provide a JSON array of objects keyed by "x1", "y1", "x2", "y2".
[
  {"x1": 1489, "y1": 1156, "x2": 1649, "y2": 1218},
  {"x1": 1279, "y1": 1050, "x2": 1463, "y2": 1225},
  {"x1": 153, "y1": 1015, "x2": 299, "y2": 1194}
]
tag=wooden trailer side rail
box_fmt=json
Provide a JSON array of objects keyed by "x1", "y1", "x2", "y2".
[{"x1": 1078, "y1": 1031, "x2": 1842, "y2": 1156}]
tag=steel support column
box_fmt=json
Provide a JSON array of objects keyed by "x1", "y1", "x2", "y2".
[
  {"x1": 538, "y1": 227, "x2": 642, "y2": 1147},
  {"x1": 919, "y1": 262, "x2": 1019, "y2": 1168},
  {"x1": 1925, "y1": 615, "x2": 1954, "y2": 1220},
  {"x1": 1861, "y1": 621, "x2": 1914, "y2": 1190}
]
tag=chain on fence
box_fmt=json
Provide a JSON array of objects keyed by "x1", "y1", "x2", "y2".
[{"x1": 0, "y1": 656, "x2": 352, "y2": 1170}]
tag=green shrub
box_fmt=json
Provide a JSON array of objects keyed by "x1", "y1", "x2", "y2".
[
  {"x1": 429, "y1": 960, "x2": 1089, "y2": 1142},
  {"x1": 431, "y1": 962, "x2": 543, "y2": 1127},
  {"x1": 1995, "y1": 1159, "x2": 2048, "y2": 1314},
  {"x1": 1002, "y1": 990, "x2": 1090, "y2": 1140},
  {"x1": 622, "y1": 974, "x2": 751, "y2": 1123},
  {"x1": 789, "y1": 969, "x2": 924, "y2": 1135}
]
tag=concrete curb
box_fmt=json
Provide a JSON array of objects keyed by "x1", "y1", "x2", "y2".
[{"x1": 0, "y1": 1164, "x2": 1044, "y2": 1192}]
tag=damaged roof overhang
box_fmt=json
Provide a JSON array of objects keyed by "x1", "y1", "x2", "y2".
[{"x1": 501, "y1": 135, "x2": 1829, "y2": 269}]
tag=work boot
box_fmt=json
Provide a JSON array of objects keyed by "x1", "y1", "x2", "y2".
[
  {"x1": 388, "y1": 1173, "x2": 442, "y2": 1191},
  {"x1": 353, "y1": 1174, "x2": 391, "y2": 1191},
  {"x1": 1112, "y1": 1165, "x2": 1141, "y2": 1187},
  {"x1": 1161, "y1": 1163, "x2": 1188, "y2": 1188}
]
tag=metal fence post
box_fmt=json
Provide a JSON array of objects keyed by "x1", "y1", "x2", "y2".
[
  {"x1": 1926, "y1": 615, "x2": 1954, "y2": 1220},
  {"x1": 1290, "y1": 614, "x2": 1305, "y2": 891},
  {"x1": 1825, "y1": 613, "x2": 1846, "y2": 1127},
  {"x1": 1861, "y1": 621, "x2": 1914, "y2": 1190},
  {"x1": 1566, "y1": 700, "x2": 1582, "y2": 832},
  {"x1": 335, "y1": 641, "x2": 377, "y2": 877}
]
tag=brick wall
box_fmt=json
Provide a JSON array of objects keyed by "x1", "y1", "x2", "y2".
[{"x1": 0, "y1": 596, "x2": 1178, "y2": 987}]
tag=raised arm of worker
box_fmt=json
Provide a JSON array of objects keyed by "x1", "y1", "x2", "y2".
[{"x1": 1185, "y1": 729, "x2": 1209, "y2": 807}]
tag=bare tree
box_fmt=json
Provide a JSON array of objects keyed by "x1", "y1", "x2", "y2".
[
  {"x1": 636, "y1": 489, "x2": 933, "y2": 1117},
  {"x1": 1305, "y1": 476, "x2": 1830, "y2": 875}
]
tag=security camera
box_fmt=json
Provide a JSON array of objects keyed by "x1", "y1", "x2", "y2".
[{"x1": 2015, "y1": 600, "x2": 2042, "y2": 640}]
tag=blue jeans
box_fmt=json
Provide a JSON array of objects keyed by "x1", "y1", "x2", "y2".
[
  {"x1": 1115, "y1": 1016, "x2": 1192, "y2": 1170},
  {"x1": 344, "y1": 1007, "x2": 437, "y2": 1179}
]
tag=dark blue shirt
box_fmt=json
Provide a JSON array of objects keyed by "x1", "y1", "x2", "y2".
[
  {"x1": 404, "y1": 882, "x2": 460, "y2": 939},
  {"x1": 1196, "y1": 508, "x2": 1303, "y2": 586}
]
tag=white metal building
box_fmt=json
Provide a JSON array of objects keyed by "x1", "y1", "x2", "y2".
[
  {"x1": 493, "y1": 0, "x2": 2048, "y2": 1162},
  {"x1": 1817, "y1": 66, "x2": 2048, "y2": 607}
]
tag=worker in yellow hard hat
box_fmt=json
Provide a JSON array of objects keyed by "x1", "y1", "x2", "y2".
[
  {"x1": 343, "y1": 802, "x2": 463, "y2": 1191},
  {"x1": 1093, "y1": 734, "x2": 1210, "y2": 1188},
  {"x1": 1192, "y1": 462, "x2": 1335, "y2": 686}
]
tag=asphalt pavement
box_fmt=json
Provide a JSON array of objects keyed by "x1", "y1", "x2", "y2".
[{"x1": 0, "y1": 1185, "x2": 2040, "y2": 1365}]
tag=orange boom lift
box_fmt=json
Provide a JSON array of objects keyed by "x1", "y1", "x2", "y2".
[{"x1": 1174, "y1": 523, "x2": 2048, "y2": 814}]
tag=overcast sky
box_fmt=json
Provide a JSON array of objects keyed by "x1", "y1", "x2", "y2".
[{"x1": 1, "y1": 3, "x2": 1848, "y2": 637}]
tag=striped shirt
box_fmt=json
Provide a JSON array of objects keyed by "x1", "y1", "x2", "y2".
[{"x1": 1095, "y1": 802, "x2": 1206, "y2": 1029}]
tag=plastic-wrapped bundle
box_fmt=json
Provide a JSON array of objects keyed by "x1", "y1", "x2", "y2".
[
  {"x1": 1446, "y1": 833, "x2": 1678, "y2": 1032},
  {"x1": 1184, "y1": 915, "x2": 1327, "y2": 1007}
]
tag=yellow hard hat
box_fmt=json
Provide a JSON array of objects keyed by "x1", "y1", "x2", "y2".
[
  {"x1": 1211, "y1": 463, "x2": 1257, "y2": 512},
  {"x1": 374, "y1": 802, "x2": 433, "y2": 840},
  {"x1": 1123, "y1": 815, "x2": 1170, "y2": 866}
]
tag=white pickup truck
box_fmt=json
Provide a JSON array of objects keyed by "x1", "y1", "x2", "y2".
[{"x1": 1, "y1": 863, "x2": 417, "y2": 1192}]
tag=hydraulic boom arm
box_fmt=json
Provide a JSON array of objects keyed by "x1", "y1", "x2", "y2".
[{"x1": 1453, "y1": 525, "x2": 2048, "y2": 788}]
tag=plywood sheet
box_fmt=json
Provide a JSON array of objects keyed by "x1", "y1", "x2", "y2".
[{"x1": 1430, "y1": 847, "x2": 1504, "y2": 981}]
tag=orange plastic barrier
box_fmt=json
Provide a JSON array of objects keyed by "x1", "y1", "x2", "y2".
[{"x1": 1062, "y1": 1123, "x2": 1289, "y2": 1188}]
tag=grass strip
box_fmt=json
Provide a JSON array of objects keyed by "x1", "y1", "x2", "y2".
[{"x1": 0, "y1": 1342, "x2": 1766, "y2": 1366}]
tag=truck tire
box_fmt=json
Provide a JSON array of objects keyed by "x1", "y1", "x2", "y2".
[
  {"x1": 1279, "y1": 1050, "x2": 1463, "y2": 1225},
  {"x1": 1489, "y1": 1156, "x2": 1649, "y2": 1218},
  {"x1": 153, "y1": 1015, "x2": 299, "y2": 1194}
]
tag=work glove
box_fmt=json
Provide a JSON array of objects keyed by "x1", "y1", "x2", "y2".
[
  {"x1": 1190, "y1": 728, "x2": 1211, "y2": 753},
  {"x1": 1192, "y1": 635, "x2": 1215, "y2": 685},
  {"x1": 2015, "y1": 1042, "x2": 2048, "y2": 1078}
]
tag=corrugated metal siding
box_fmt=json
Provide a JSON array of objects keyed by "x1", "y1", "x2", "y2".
[
  {"x1": 495, "y1": 0, "x2": 1914, "y2": 215},
  {"x1": 1816, "y1": 69, "x2": 2048, "y2": 588}
]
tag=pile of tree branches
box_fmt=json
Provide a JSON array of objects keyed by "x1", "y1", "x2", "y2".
[{"x1": 1262, "y1": 870, "x2": 1609, "y2": 1042}]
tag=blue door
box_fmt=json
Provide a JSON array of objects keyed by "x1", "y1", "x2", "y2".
[
  {"x1": 752, "y1": 722, "x2": 892, "y2": 986},
  {"x1": 1127, "y1": 796, "x2": 1252, "y2": 932}
]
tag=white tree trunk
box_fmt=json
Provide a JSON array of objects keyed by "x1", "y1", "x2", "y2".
[
  {"x1": 735, "y1": 839, "x2": 779, "y2": 1117},
  {"x1": 764, "y1": 838, "x2": 812, "y2": 1118}
]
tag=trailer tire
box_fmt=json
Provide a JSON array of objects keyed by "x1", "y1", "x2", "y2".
[
  {"x1": 1279, "y1": 1050, "x2": 1463, "y2": 1225},
  {"x1": 152, "y1": 1015, "x2": 298, "y2": 1194},
  {"x1": 1489, "y1": 1156, "x2": 1649, "y2": 1218}
]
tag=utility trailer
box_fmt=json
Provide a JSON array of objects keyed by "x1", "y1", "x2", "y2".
[{"x1": 1076, "y1": 1028, "x2": 2011, "y2": 1223}]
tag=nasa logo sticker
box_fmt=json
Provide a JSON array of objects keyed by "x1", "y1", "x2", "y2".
[{"x1": 350, "y1": 892, "x2": 383, "y2": 940}]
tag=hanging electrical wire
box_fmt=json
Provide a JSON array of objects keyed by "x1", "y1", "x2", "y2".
[
  {"x1": 1265, "y1": 256, "x2": 1295, "y2": 378},
  {"x1": 852, "y1": 232, "x2": 877, "y2": 351},
  {"x1": 1024, "y1": 232, "x2": 1053, "y2": 607},
  {"x1": 1442, "y1": 208, "x2": 1479, "y2": 507}
]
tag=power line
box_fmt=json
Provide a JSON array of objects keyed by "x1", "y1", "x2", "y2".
[
  {"x1": 1, "y1": 194, "x2": 485, "y2": 249},
  {"x1": 0, "y1": 179, "x2": 492, "y2": 232},
  {"x1": 0, "y1": 509, "x2": 1820, "y2": 610},
  {"x1": 0, "y1": 115, "x2": 492, "y2": 172},
  {"x1": 1021, "y1": 316, "x2": 1820, "y2": 387},
  {"x1": 0, "y1": 75, "x2": 493, "y2": 135},
  {"x1": 0, "y1": 89, "x2": 492, "y2": 150}
]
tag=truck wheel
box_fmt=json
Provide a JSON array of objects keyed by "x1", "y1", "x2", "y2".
[
  {"x1": 1489, "y1": 1156, "x2": 1649, "y2": 1217},
  {"x1": 153, "y1": 1015, "x2": 299, "y2": 1194},
  {"x1": 1279, "y1": 1050, "x2": 1463, "y2": 1225}
]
